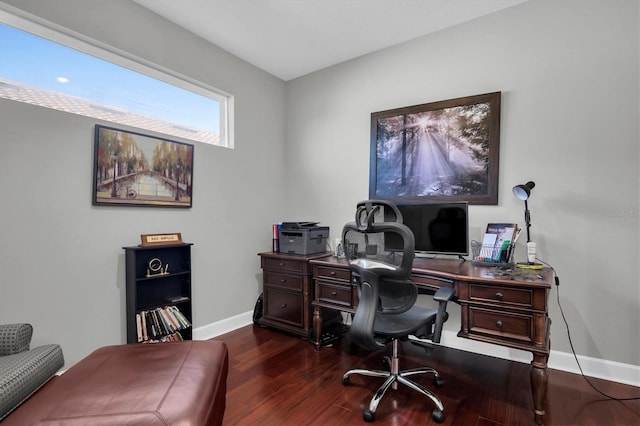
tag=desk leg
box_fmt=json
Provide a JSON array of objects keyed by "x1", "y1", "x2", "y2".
[
  {"x1": 313, "y1": 305, "x2": 322, "y2": 349},
  {"x1": 531, "y1": 353, "x2": 549, "y2": 425}
]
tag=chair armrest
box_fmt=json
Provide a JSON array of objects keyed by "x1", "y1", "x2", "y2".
[
  {"x1": 433, "y1": 286, "x2": 455, "y2": 302},
  {"x1": 431, "y1": 288, "x2": 455, "y2": 344},
  {"x1": 0, "y1": 323, "x2": 33, "y2": 355}
]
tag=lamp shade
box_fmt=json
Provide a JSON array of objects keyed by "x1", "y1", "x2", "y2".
[{"x1": 513, "y1": 181, "x2": 535, "y2": 201}]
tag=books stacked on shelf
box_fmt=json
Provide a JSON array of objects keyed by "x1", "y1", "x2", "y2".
[
  {"x1": 135, "y1": 305, "x2": 191, "y2": 343},
  {"x1": 473, "y1": 223, "x2": 520, "y2": 265}
]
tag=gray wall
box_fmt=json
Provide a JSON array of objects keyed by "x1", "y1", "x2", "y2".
[
  {"x1": 0, "y1": 0, "x2": 286, "y2": 366},
  {"x1": 0, "y1": 0, "x2": 638, "y2": 371},
  {"x1": 285, "y1": 0, "x2": 639, "y2": 367}
]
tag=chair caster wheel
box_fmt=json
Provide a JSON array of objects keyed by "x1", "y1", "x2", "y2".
[
  {"x1": 342, "y1": 376, "x2": 350, "y2": 386},
  {"x1": 432, "y1": 409, "x2": 445, "y2": 423},
  {"x1": 434, "y1": 376, "x2": 444, "y2": 387},
  {"x1": 363, "y1": 409, "x2": 375, "y2": 422},
  {"x1": 382, "y1": 356, "x2": 391, "y2": 371}
]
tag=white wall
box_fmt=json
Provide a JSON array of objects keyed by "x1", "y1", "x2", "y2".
[
  {"x1": 0, "y1": 0, "x2": 286, "y2": 366},
  {"x1": 285, "y1": 0, "x2": 640, "y2": 367}
]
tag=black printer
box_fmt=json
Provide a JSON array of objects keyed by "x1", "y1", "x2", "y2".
[{"x1": 278, "y1": 222, "x2": 329, "y2": 255}]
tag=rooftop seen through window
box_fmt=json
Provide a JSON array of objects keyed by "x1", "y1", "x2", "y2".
[{"x1": 0, "y1": 20, "x2": 230, "y2": 147}]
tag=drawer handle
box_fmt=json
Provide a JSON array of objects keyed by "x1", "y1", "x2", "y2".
[
  {"x1": 331, "y1": 291, "x2": 338, "y2": 296},
  {"x1": 330, "y1": 271, "x2": 336, "y2": 276},
  {"x1": 280, "y1": 279, "x2": 287, "y2": 283},
  {"x1": 496, "y1": 320, "x2": 503, "y2": 328},
  {"x1": 280, "y1": 303, "x2": 287, "y2": 309},
  {"x1": 495, "y1": 292, "x2": 504, "y2": 300},
  {"x1": 279, "y1": 262, "x2": 285, "y2": 266}
]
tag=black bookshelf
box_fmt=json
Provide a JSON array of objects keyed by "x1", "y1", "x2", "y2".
[{"x1": 123, "y1": 243, "x2": 193, "y2": 343}]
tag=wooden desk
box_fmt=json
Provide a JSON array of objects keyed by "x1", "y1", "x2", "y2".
[{"x1": 310, "y1": 256, "x2": 552, "y2": 425}]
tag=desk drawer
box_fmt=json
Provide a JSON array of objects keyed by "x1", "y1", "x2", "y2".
[
  {"x1": 469, "y1": 285, "x2": 533, "y2": 308},
  {"x1": 263, "y1": 257, "x2": 304, "y2": 273},
  {"x1": 468, "y1": 306, "x2": 533, "y2": 344},
  {"x1": 263, "y1": 287, "x2": 303, "y2": 327},
  {"x1": 264, "y1": 271, "x2": 303, "y2": 291},
  {"x1": 315, "y1": 265, "x2": 351, "y2": 282},
  {"x1": 317, "y1": 282, "x2": 352, "y2": 307}
]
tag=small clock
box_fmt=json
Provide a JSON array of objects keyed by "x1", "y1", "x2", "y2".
[{"x1": 147, "y1": 258, "x2": 167, "y2": 276}]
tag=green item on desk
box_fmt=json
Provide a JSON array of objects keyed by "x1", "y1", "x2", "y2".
[{"x1": 499, "y1": 240, "x2": 511, "y2": 262}]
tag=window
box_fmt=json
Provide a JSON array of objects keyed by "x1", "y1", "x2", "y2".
[{"x1": 0, "y1": 10, "x2": 232, "y2": 148}]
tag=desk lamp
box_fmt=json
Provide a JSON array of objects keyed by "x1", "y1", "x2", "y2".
[{"x1": 512, "y1": 181, "x2": 542, "y2": 268}]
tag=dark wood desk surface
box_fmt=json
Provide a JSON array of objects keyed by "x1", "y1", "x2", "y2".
[
  {"x1": 310, "y1": 256, "x2": 553, "y2": 425},
  {"x1": 314, "y1": 255, "x2": 552, "y2": 289}
]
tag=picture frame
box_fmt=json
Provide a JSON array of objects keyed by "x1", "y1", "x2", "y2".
[
  {"x1": 93, "y1": 125, "x2": 194, "y2": 207},
  {"x1": 369, "y1": 92, "x2": 501, "y2": 205}
]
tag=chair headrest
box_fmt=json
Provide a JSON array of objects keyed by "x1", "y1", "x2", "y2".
[{"x1": 354, "y1": 200, "x2": 403, "y2": 232}]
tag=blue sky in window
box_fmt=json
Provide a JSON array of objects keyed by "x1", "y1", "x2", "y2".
[{"x1": 0, "y1": 24, "x2": 219, "y2": 134}]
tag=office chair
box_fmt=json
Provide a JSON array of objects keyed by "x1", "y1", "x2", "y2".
[{"x1": 341, "y1": 200, "x2": 454, "y2": 423}]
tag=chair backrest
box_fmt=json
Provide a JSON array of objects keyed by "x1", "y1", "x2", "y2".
[{"x1": 342, "y1": 200, "x2": 417, "y2": 351}]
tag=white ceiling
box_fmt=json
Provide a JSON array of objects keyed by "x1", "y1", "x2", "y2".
[{"x1": 134, "y1": 0, "x2": 527, "y2": 81}]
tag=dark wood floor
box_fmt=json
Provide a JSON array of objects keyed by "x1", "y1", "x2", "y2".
[{"x1": 215, "y1": 325, "x2": 639, "y2": 426}]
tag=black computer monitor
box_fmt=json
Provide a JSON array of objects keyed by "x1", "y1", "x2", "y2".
[{"x1": 386, "y1": 202, "x2": 469, "y2": 257}]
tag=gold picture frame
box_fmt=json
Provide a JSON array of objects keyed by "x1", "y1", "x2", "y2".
[{"x1": 93, "y1": 125, "x2": 194, "y2": 207}]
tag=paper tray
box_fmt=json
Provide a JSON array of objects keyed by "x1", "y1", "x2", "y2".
[{"x1": 470, "y1": 240, "x2": 514, "y2": 266}]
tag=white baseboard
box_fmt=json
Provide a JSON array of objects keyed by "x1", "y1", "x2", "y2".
[
  {"x1": 195, "y1": 313, "x2": 640, "y2": 388},
  {"x1": 193, "y1": 310, "x2": 254, "y2": 341},
  {"x1": 437, "y1": 330, "x2": 640, "y2": 387},
  {"x1": 547, "y1": 348, "x2": 640, "y2": 387}
]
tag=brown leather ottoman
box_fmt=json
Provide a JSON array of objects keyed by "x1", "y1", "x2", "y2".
[{"x1": 3, "y1": 340, "x2": 228, "y2": 425}]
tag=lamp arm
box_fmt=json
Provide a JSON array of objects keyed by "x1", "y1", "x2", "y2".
[{"x1": 524, "y1": 199, "x2": 532, "y2": 242}]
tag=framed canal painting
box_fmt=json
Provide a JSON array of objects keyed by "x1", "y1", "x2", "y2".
[
  {"x1": 369, "y1": 92, "x2": 501, "y2": 205},
  {"x1": 92, "y1": 125, "x2": 194, "y2": 207}
]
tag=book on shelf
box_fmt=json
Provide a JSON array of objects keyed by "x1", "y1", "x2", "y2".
[
  {"x1": 272, "y1": 223, "x2": 282, "y2": 252},
  {"x1": 141, "y1": 311, "x2": 148, "y2": 341},
  {"x1": 158, "y1": 307, "x2": 173, "y2": 332},
  {"x1": 157, "y1": 309, "x2": 171, "y2": 334},
  {"x1": 166, "y1": 295, "x2": 190, "y2": 303},
  {"x1": 478, "y1": 223, "x2": 519, "y2": 262},
  {"x1": 136, "y1": 314, "x2": 143, "y2": 342},
  {"x1": 148, "y1": 311, "x2": 157, "y2": 338},
  {"x1": 161, "y1": 307, "x2": 179, "y2": 332},
  {"x1": 151, "y1": 310, "x2": 162, "y2": 336}
]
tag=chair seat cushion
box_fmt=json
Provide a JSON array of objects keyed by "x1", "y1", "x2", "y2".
[{"x1": 373, "y1": 306, "x2": 437, "y2": 338}]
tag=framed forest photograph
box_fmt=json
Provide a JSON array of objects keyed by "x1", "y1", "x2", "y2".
[
  {"x1": 93, "y1": 125, "x2": 194, "y2": 207},
  {"x1": 369, "y1": 92, "x2": 501, "y2": 205}
]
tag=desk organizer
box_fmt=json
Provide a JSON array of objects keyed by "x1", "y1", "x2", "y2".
[{"x1": 470, "y1": 240, "x2": 514, "y2": 267}]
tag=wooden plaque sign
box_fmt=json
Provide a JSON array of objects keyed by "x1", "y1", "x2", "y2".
[{"x1": 140, "y1": 233, "x2": 183, "y2": 246}]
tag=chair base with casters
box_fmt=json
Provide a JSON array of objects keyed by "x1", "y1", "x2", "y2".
[{"x1": 342, "y1": 337, "x2": 445, "y2": 423}]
